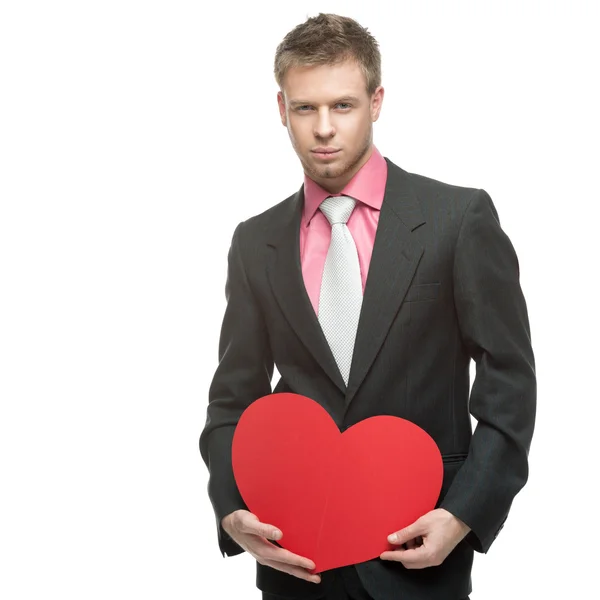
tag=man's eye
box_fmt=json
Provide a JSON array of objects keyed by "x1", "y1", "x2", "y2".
[{"x1": 295, "y1": 104, "x2": 351, "y2": 111}]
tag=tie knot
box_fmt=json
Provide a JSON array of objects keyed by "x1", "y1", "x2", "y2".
[{"x1": 319, "y1": 195, "x2": 357, "y2": 225}]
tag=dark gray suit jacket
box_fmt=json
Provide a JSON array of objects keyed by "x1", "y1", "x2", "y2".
[{"x1": 199, "y1": 157, "x2": 536, "y2": 600}]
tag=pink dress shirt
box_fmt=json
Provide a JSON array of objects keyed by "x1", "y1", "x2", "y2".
[{"x1": 299, "y1": 146, "x2": 388, "y2": 316}]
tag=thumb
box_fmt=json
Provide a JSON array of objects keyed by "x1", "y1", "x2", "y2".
[
  {"x1": 242, "y1": 513, "x2": 282, "y2": 540},
  {"x1": 388, "y1": 520, "x2": 424, "y2": 545}
]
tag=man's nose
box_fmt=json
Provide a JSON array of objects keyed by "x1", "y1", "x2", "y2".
[{"x1": 314, "y1": 108, "x2": 335, "y2": 138}]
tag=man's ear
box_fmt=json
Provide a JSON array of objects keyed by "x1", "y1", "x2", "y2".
[
  {"x1": 277, "y1": 91, "x2": 287, "y2": 127},
  {"x1": 371, "y1": 86, "x2": 385, "y2": 122}
]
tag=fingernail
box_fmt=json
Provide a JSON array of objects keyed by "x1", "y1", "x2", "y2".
[
  {"x1": 273, "y1": 530, "x2": 282, "y2": 539},
  {"x1": 388, "y1": 534, "x2": 397, "y2": 543}
]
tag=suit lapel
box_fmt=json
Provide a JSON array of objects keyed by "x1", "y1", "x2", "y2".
[
  {"x1": 345, "y1": 159, "x2": 426, "y2": 407},
  {"x1": 266, "y1": 187, "x2": 347, "y2": 395},
  {"x1": 265, "y1": 159, "x2": 425, "y2": 403}
]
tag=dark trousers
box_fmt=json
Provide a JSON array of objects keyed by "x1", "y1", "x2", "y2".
[
  {"x1": 261, "y1": 565, "x2": 469, "y2": 600},
  {"x1": 261, "y1": 565, "x2": 373, "y2": 600}
]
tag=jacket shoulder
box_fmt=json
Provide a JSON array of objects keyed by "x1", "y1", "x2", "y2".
[
  {"x1": 405, "y1": 169, "x2": 480, "y2": 200},
  {"x1": 232, "y1": 190, "x2": 298, "y2": 251},
  {"x1": 398, "y1": 166, "x2": 488, "y2": 223},
  {"x1": 243, "y1": 191, "x2": 297, "y2": 228}
]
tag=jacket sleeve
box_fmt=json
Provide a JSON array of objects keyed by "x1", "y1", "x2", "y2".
[
  {"x1": 439, "y1": 189, "x2": 536, "y2": 553},
  {"x1": 199, "y1": 221, "x2": 274, "y2": 557}
]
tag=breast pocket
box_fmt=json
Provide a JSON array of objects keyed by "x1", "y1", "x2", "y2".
[{"x1": 404, "y1": 282, "x2": 440, "y2": 303}]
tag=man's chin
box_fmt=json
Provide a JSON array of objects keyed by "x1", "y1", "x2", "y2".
[{"x1": 310, "y1": 162, "x2": 344, "y2": 179}]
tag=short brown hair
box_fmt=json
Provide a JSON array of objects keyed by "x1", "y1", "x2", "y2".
[{"x1": 274, "y1": 13, "x2": 381, "y2": 96}]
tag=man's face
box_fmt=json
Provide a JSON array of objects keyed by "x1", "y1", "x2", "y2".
[{"x1": 278, "y1": 59, "x2": 384, "y2": 193}]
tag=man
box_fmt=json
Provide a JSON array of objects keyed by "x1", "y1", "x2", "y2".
[{"x1": 199, "y1": 13, "x2": 536, "y2": 600}]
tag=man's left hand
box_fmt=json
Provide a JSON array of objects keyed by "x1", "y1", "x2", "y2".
[{"x1": 380, "y1": 508, "x2": 471, "y2": 569}]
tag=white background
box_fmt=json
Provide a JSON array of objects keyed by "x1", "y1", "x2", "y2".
[{"x1": 1, "y1": 1, "x2": 598, "y2": 598}]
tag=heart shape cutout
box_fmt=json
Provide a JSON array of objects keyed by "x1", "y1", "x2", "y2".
[{"x1": 232, "y1": 393, "x2": 443, "y2": 573}]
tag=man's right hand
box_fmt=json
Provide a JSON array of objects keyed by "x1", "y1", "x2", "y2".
[{"x1": 221, "y1": 509, "x2": 321, "y2": 584}]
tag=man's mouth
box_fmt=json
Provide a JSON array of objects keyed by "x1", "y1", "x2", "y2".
[{"x1": 312, "y1": 149, "x2": 340, "y2": 159}]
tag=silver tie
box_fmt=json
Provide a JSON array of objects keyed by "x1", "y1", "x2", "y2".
[{"x1": 317, "y1": 195, "x2": 363, "y2": 386}]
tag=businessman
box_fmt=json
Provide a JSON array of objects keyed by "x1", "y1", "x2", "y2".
[{"x1": 200, "y1": 13, "x2": 536, "y2": 600}]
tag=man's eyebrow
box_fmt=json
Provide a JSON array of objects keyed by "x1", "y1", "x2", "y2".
[{"x1": 289, "y1": 96, "x2": 361, "y2": 107}]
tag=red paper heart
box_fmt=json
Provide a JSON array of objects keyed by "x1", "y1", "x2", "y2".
[{"x1": 232, "y1": 393, "x2": 443, "y2": 573}]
